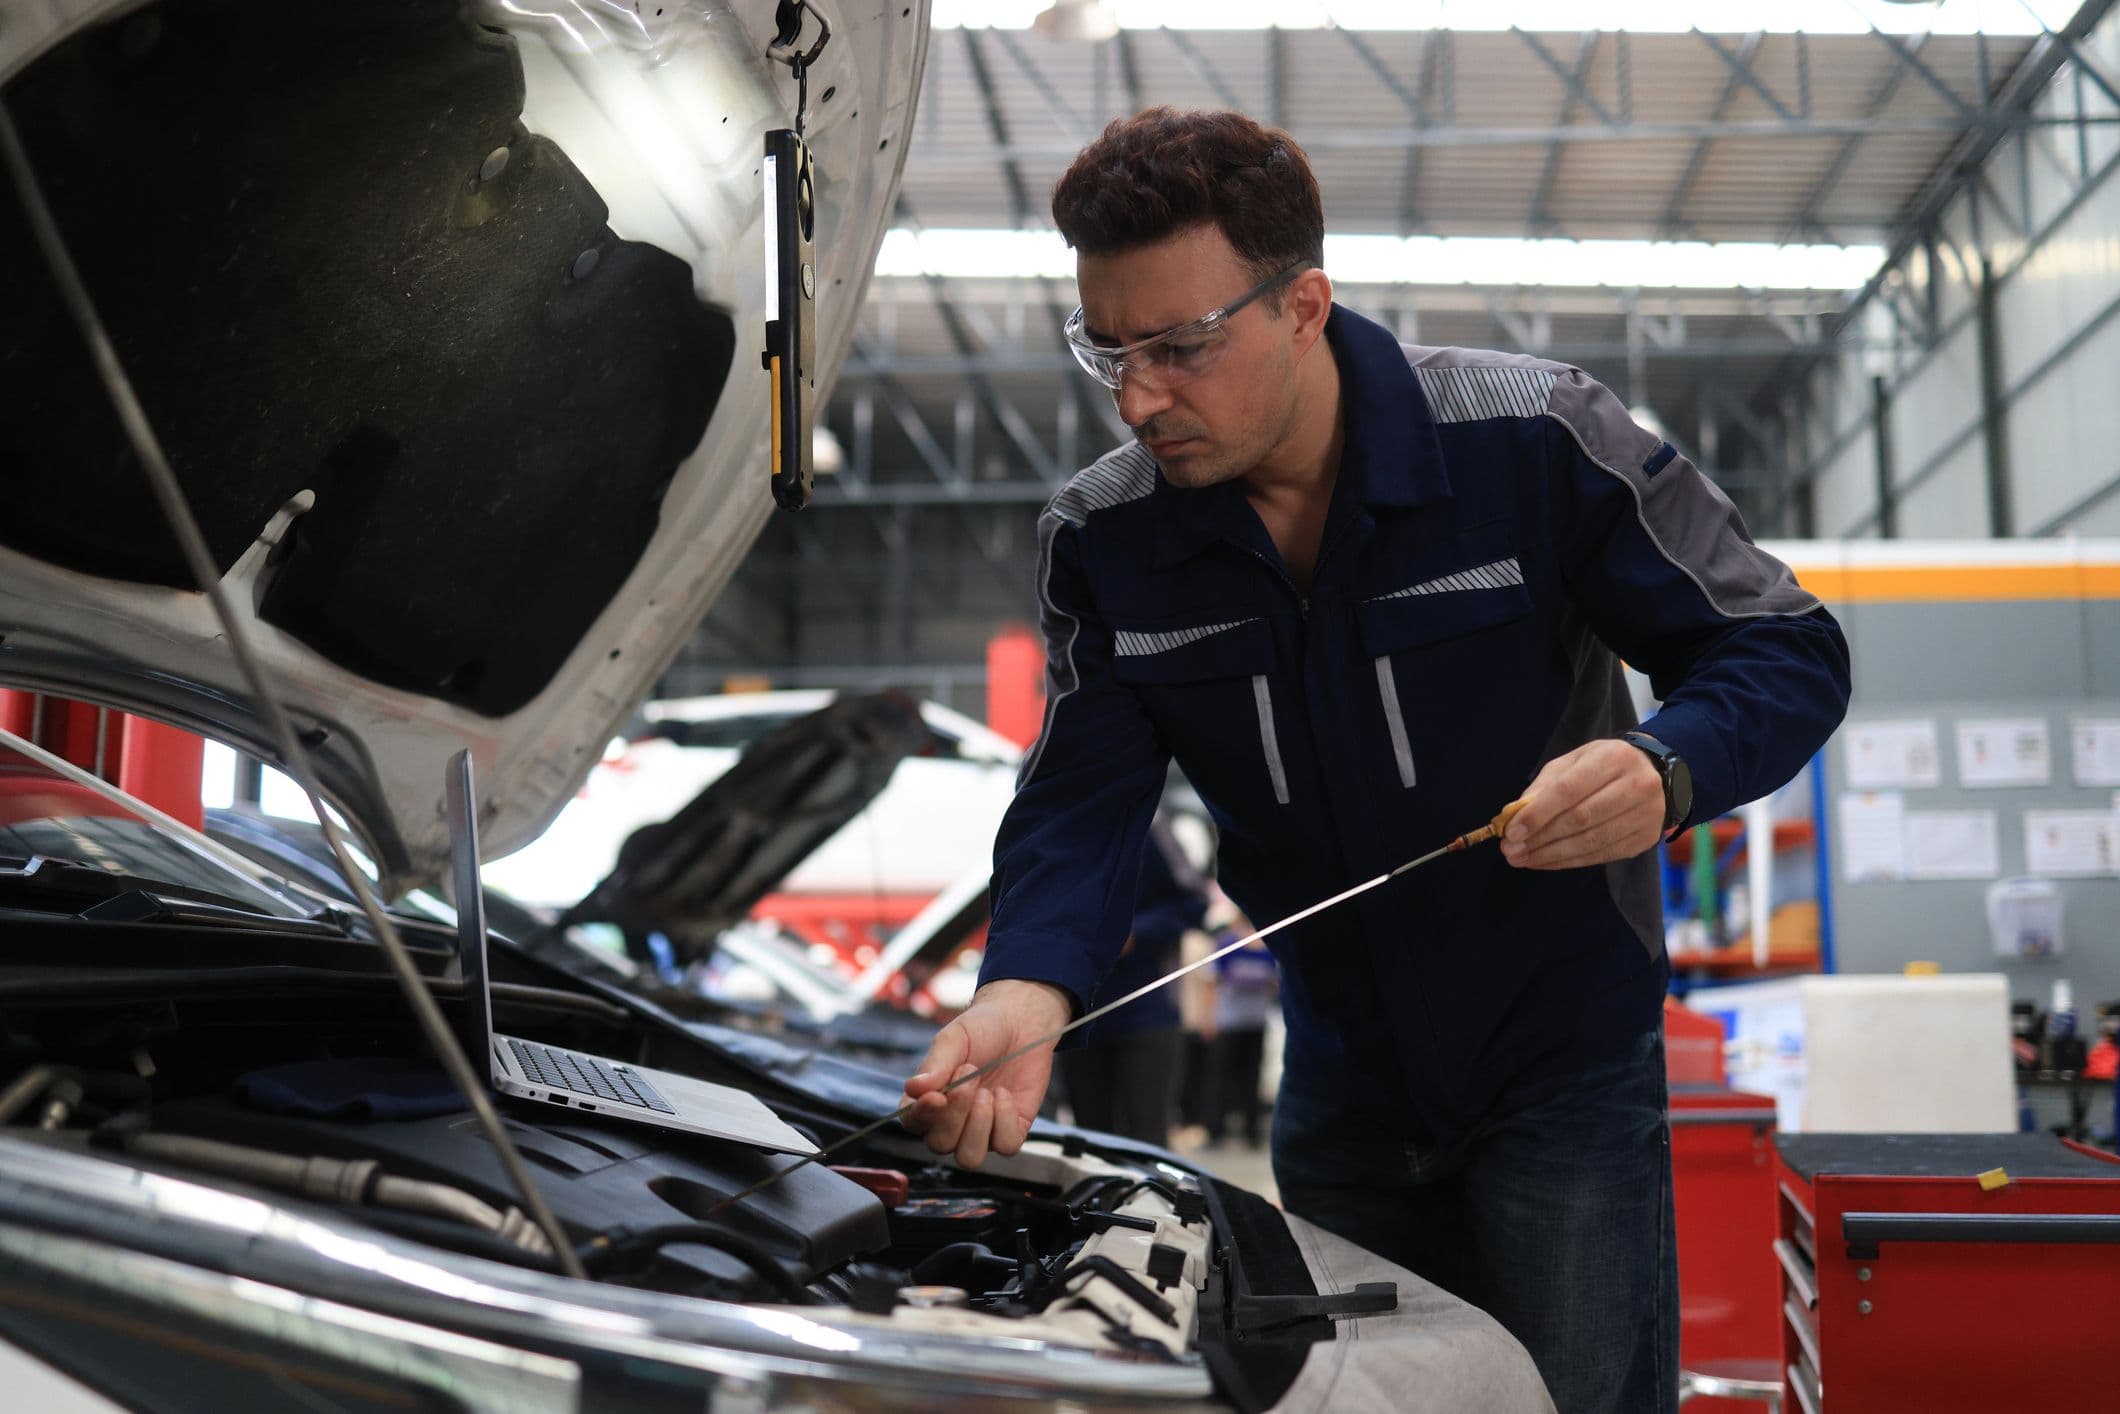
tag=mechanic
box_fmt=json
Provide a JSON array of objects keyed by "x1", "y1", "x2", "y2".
[{"x1": 902, "y1": 108, "x2": 1850, "y2": 1413}]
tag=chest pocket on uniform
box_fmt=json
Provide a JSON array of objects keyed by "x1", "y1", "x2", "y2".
[
  {"x1": 1357, "y1": 554, "x2": 1534, "y2": 789},
  {"x1": 1109, "y1": 615, "x2": 1291, "y2": 806}
]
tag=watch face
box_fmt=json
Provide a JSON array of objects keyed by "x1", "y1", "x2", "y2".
[{"x1": 1669, "y1": 757, "x2": 1694, "y2": 823}]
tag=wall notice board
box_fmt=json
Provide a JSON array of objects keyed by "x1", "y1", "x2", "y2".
[{"x1": 1770, "y1": 539, "x2": 2120, "y2": 1011}]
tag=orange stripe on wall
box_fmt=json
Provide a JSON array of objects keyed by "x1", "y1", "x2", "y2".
[{"x1": 1790, "y1": 563, "x2": 2120, "y2": 603}]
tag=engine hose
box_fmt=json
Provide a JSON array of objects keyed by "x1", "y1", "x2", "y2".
[
  {"x1": 127, "y1": 1133, "x2": 552, "y2": 1255},
  {"x1": 349, "y1": 1206, "x2": 563, "y2": 1273}
]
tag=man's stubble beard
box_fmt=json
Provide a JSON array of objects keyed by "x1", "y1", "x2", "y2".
[{"x1": 1146, "y1": 353, "x2": 1300, "y2": 491}]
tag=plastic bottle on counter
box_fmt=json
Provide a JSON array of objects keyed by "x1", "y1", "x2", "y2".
[
  {"x1": 2051, "y1": 979, "x2": 2077, "y2": 1041},
  {"x1": 2049, "y1": 979, "x2": 2086, "y2": 1074}
]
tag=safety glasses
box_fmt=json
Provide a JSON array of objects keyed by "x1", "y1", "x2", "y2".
[{"x1": 1062, "y1": 261, "x2": 1308, "y2": 392}]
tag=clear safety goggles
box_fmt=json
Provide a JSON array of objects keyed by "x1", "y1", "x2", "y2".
[{"x1": 1062, "y1": 261, "x2": 1308, "y2": 392}]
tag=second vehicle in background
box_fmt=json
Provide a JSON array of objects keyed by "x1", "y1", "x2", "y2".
[{"x1": 481, "y1": 689, "x2": 1024, "y2": 962}]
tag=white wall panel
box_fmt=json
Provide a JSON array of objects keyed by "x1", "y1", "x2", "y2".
[
  {"x1": 2082, "y1": 18, "x2": 2119, "y2": 176},
  {"x1": 2023, "y1": 124, "x2": 2080, "y2": 237},
  {"x1": 1829, "y1": 351, "x2": 1870, "y2": 444},
  {"x1": 2006, "y1": 361, "x2": 2082, "y2": 527},
  {"x1": 2097, "y1": 9, "x2": 2120, "y2": 73},
  {"x1": 2090, "y1": 107, "x2": 2119, "y2": 178},
  {"x1": 2064, "y1": 488, "x2": 2120, "y2": 535},
  {"x1": 1817, "y1": 440, "x2": 1877, "y2": 538},
  {"x1": 1935, "y1": 197, "x2": 1978, "y2": 330},
  {"x1": 1889, "y1": 324, "x2": 1981, "y2": 482},
  {"x1": 1794, "y1": 12, "x2": 2120, "y2": 542},
  {"x1": 1995, "y1": 149, "x2": 2120, "y2": 385},
  {"x1": 2010, "y1": 310, "x2": 2120, "y2": 532},
  {"x1": 1983, "y1": 138, "x2": 2033, "y2": 272},
  {"x1": 1895, "y1": 444, "x2": 1987, "y2": 538}
]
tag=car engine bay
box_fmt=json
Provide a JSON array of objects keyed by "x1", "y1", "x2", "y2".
[{"x1": 0, "y1": 959, "x2": 1263, "y2": 1372}]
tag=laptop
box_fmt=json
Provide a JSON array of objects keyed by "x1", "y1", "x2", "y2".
[{"x1": 444, "y1": 750, "x2": 817, "y2": 1155}]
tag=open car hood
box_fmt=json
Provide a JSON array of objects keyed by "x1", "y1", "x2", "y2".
[
  {"x1": 558, "y1": 691, "x2": 931, "y2": 956},
  {"x1": 0, "y1": 0, "x2": 926, "y2": 893}
]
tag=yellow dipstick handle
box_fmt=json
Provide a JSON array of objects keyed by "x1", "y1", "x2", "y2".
[{"x1": 1453, "y1": 797, "x2": 1531, "y2": 852}]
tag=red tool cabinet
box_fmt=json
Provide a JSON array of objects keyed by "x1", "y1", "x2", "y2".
[
  {"x1": 1771, "y1": 1133, "x2": 2120, "y2": 1412},
  {"x1": 1672, "y1": 1083, "x2": 1783, "y2": 1407}
]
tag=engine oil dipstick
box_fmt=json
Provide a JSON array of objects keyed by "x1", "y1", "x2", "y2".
[{"x1": 702, "y1": 800, "x2": 1531, "y2": 1219}]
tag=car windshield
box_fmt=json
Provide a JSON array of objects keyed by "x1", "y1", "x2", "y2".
[{"x1": 0, "y1": 747, "x2": 318, "y2": 920}]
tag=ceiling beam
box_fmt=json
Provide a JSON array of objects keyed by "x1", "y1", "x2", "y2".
[
  {"x1": 1513, "y1": 27, "x2": 1620, "y2": 128},
  {"x1": 1159, "y1": 27, "x2": 1243, "y2": 110},
  {"x1": 1529, "y1": 33, "x2": 1601, "y2": 233},
  {"x1": 1338, "y1": 27, "x2": 1436, "y2": 129},
  {"x1": 960, "y1": 29, "x2": 1031, "y2": 225},
  {"x1": 1665, "y1": 31, "x2": 1766, "y2": 236},
  {"x1": 1693, "y1": 27, "x2": 1796, "y2": 123},
  {"x1": 900, "y1": 110, "x2": 2112, "y2": 169},
  {"x1": 1861, "y1": 22, "x2": 1981, "y2": 121},
  {"x1": 1788, "y1": 38, "x2": 1916, "y2": 241},
  {"x1": 991, "y1": 28, "x2": 1089, "y2": 141}
]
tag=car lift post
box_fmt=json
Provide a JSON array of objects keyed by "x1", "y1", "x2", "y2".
[{"x1": 0, "y1": 690, "x2": 205, "y2": 829}]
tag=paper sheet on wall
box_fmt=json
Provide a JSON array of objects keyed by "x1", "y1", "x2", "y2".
[
  {"x1": 2023, "y1": 810, "x2": 2120, "y2": 877},
  {"x1": 1843, "y1": 720, "x2": 1941, "y2": 790},
  {"x1": 1839, "y1": 791, "x2": 1907, "y2": 882},
  {"x1": 2072, "y1": 717, "x2": 2120, "y2": 786},
  {"x1": 1956, "y1": 718, "x2": 2051, "y2": 788},
  {"x1": 1903, "y1": 809, "x2": 1999, "y2": 880}
]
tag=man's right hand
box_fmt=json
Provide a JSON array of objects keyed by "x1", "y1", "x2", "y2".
[{"x1": 901, "y1": 979, "x2": 1072, "y2": 1168}]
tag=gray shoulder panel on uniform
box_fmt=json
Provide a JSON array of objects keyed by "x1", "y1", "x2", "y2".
[
  {"x1": 1048, "y1": 442, "x2": 1161, "y2": 526},
  {"x1": 1543, "y1": 367, "x2": 1822, "y2": 621},
  {"x1": 1403, "y1": 344, "x2": 1566, "y2": 424}
]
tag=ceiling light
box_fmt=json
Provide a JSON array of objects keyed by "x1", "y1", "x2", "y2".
[
  {"x1": 1032, "y1": 0, "x2": 1120, "y2": 41},
  {"x1": 872, "y1": 227, "x2": 1887, "y2": 291},
  {"x1": 812, "y1": 426, "x2": 846, "y2": 475},
  {"x1": 929, "y1": 2, "x2": 2052, "y2": 37}
]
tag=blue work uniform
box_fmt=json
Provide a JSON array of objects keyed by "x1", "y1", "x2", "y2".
[{"x1": 982, "y1": 304, "x2": 1851, "y2": 1160}]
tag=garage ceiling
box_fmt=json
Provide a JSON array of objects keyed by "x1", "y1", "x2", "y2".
[{"x1": 670, "y1": 5, "x2": 2111, "y2": 692}]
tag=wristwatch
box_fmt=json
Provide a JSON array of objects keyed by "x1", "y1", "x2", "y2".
[{"x1": 1623, "y1": 731, "x2": 1693, "y2": 837}]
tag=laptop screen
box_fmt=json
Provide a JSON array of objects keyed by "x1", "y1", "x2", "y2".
[{"x1": 443, "y1": 749, "x2": 496, "y2": 1073}]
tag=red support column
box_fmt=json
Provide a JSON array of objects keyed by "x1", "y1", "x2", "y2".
[
  {"x1": 0, "y1": 690, "x2": 35, "y2": 739},
  {"x1": 984, "y1": 624, "x2": 1046, "y2": 750},
  {"x1": 33, "y1": 699, "x2": 117, "y2": 775},
  {"x1": 0, "y1": 691, "x2": 204, "y2": 828},
  {"x1": 118, "y1": 715, "x2": 206, "y2": 830}
]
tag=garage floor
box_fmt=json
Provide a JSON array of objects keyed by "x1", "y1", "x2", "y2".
[{"x1": 1183, "y1": 1137, "x2": 1279, "y2": 1205}]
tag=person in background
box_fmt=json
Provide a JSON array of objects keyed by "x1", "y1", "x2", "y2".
[
  {"x1": 1203, "y1": 932, "x2": 1276, "y2": 1149},
  {"x1": 1170, "y1": 919, "x2": 1223, "y2": 1150},
  {"x1": 1054, "y1": 814, "x2": 1210, "y2": 1144}
]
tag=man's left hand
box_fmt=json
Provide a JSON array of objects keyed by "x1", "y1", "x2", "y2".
[{"x1": 1501, "y1": 739, "x2": 1664, "y2": 870}]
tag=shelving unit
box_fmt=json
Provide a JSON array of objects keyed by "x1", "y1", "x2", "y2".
[{"x1": 1665, "y1": 752, "x2": 1834, "y2": 992}]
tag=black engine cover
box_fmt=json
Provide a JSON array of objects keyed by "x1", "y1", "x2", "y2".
[{"x1": 142, "y1": 1094, "x2": 889, "y2": 1297}]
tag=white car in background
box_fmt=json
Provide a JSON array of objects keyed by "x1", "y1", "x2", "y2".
[{"x1": 482, "y1": 689, "x2": 1023, "y2": 909}]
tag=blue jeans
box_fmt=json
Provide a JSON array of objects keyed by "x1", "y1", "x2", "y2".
[{"x1": 1272, "y1": 1028, "x2": 1677, "y2": 1414}]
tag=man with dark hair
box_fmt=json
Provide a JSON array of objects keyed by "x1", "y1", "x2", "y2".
[{"x1": 904, "y1": 107, "x2": 1849, "y2": 1413}]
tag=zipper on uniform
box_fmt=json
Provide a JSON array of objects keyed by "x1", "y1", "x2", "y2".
[{"x1": 1240, "y1": 544, "x2": 1307, "y2": 611}]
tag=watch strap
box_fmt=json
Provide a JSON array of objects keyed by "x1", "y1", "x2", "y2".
[{"x1": 1622, "y1": 731, "x2": 1687, "y2": 836}]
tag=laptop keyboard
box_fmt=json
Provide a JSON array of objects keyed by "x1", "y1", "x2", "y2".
[{"x1": 507, "y1": 1038, "x2": 675, "y2": 1114}]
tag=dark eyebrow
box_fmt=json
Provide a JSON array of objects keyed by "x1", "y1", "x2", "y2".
[{"x1": 1081, "y1": 316, "x2": 1184, "y2": 347}]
